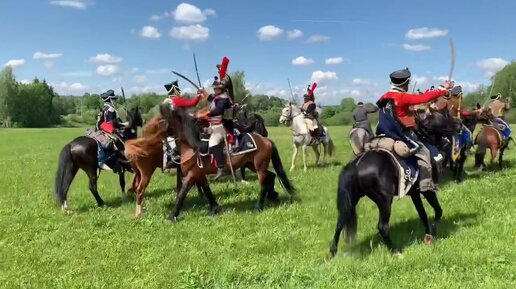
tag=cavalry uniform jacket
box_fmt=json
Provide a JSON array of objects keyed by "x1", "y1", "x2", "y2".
[
  {"x1": 489, "y1": 99, "x2": 510, "y2": 118},
  {"x1": 99, "y1": 103, "x2": 124, "y2": 134},
  {"x1": 353, "y1": 105, "x2": 378, "y2": 136},
  {"x1": 378, "y1": 89, "x2": 448, "y2": 128},
  {"x1": 168, "y1": 94, "x2": 201, "y2": 110},
  {"x1": 302, "y1": 101, "x2": 317, "y2": 119}
]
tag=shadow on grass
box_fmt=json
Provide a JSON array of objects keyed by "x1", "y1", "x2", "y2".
[
  {"x1": 307, "y1": 160, "x2": 342, "y2": 169},
  {"x1": 346, "y1": 212, "x2": 479, "y2": 257}
]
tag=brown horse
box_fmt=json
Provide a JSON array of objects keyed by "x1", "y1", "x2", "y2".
[
  {"x1": 474, "y1": 109, "x2": 512, "y2": 169},
  {"x1": 160, "y1": 103, "x2": 297, "y2": 221}
]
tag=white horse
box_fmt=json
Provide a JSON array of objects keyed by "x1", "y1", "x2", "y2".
[
  {"x1": 348, "y1": 127, "x2": 370, "y2": 156},
  {"x1": 279, "y1": 103, "x2": 335, "y2": 172}
]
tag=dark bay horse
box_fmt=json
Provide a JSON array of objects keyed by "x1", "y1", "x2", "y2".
[
  {"x1": 329, "y1": 108, "x2": 461, "y2": 257},
  {"x1": 234, "y1": 104, "x2": 268, "y2": 180},
  {"x1": 160, "y1": 104, "x2": 296, "y2": 221},
  {"x1": 474, "y1": 109, "x2": 513, "y2": 169},
  {"x1": 54, "y1": 107, "x2": 143, "y2": 211}
]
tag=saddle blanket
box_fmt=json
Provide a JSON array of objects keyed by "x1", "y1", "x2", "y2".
[
  {"x1": 451, "y1": 125, "x2": 472, "y2": 162},
  {"x1": 357, "y1": 149, "x2": 419, "y2": 198},
  {"x1": 492, "y1": 118, "x2": 512, "y2": 140},
  {"x1": 85, "y1": 129, "x2": 116, "y2": 169}
]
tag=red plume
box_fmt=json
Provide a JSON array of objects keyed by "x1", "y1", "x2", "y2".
[
  {"x1": 310, "y1": 82, "x2": 317, "y2": 96},
  {"x1": 219, "y1": 57, "x2": 229, "y2": 79}
]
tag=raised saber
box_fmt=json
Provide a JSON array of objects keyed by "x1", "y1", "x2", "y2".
[
  {"x1": 287, "y1": 78, "x2": 295, "y2": 103},
  {"x1": 240, "y1": 82, "x2": 261, "y2": 103},
  {"x1": 448, "y1": 38, "x2": 455, "y2": 82},
  {"x1": 120, "y1": 86, "x2": 128, "y2": 113},
  {"x1": 193, "y1": 52, "x2": 202, "y2": 88},
  {"x1": 172, "y1": 71, "x2": 200, "y2": 90}
]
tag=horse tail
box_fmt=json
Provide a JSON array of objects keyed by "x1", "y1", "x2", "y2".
[
  {"x1": 474, "y1": 130, "x2": 488, "y2": 169},
  {"x1": 54, "y1": 143, "x2": 74, "y2": 206},
  {"x1": 327, "y1": 136, "x2": 335, "y2": 157},
  {"x1": 124, "y1": 140, "x2": 151, "y2": 162},
  {"x1": 337, "y1": 161, "x2": 358, "y2": 237},
  {"x1": 270, "y1": 141, "x2": 295, "y2": 195}
]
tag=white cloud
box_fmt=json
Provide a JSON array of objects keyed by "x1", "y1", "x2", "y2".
[
  {"x1": 33, "y1": 52, "x2": 62, "y2": 60},
  {"x1": 150, "y1": 12, "x2": 169, "y2": 21},
  {"x1": 170, "y1": 25, "x2": 209, "y2": 41},
  {"x1": 52, "y1": 81, "x2": 87, "y2": 95},
  {"x1": 69, "y1": 82, "x2": 86, "y2": 91},
  {"x1": 173, "y1": 3, "x2": 215, "y2": 23},
  {"x1": 433, "y1": 75, "x2": 449, "y2": 82},
  {"x1": 311, "y1": 70, "x2": 338, "y2": 83},
  {"x1": 33, "y1": 52, "x2": 63, "y2": 69},
  {"x1": 133, "y1": 75, "x2": 148, "y2": 84},
  {"x1": 96, "y1": 65, "x2": 119, "y2": 76},
  {"x1": 50, "y1": 1, "x2": 88, "y2": 10},
  {"x1": 352, "y1": 78, "x2": 371, "y2": 86},
  {"x1": 307, "y1": 34, "x2": 330, "y2": 43},
  {"x1": 412, "y1": 75, "x2": 428, "y2": 85},
  {"x1": 265, "y1": 88, "x2": 288, "y2": 97},
  {"x1": 140, "y1": 26, "x2": 161, "y2": 39},
  {"x1": 4, "y1": 59, "x2": 25, "y2": 68},
  {"x1": 287, "y1": 29, "x2": 303, "y2": 39},
  {"x1": 405, "y1": 27, "x2": 448, "y2": 39},
  {"x1": 292, "y1": 56, "x2": 314, "y2": 66},
  {"x1": 475, "y1": 58, "x2": 509, "y2": 76},
  {"x1": 403, "y1": 43, "x2": 431, "y2": 51},
  {"x1": 20, "y1": 80, "x2": 30, "y2": 84},
  {"x1": 325, "y1": 57, "x2": 345, "y2": 65},
  {"x1": 458, "y1": 82, "x2": 480, "y2": 94},
  {"x1": 257, "y1": 25, "x2": 283, "y2": 41},
  {"x1": 89, "y1": 53, "x2": 123, "y2": 64}
]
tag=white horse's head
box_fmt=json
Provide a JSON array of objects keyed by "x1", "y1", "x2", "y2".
[{"x1": 279, "y1": 103, "x2": 298, "y2": 125}]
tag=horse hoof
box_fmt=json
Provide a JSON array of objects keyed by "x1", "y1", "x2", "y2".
[
  {"x1": 134, "y1": 213, "x2": 141, "y2": 219},
  {"x1": 325, "y1": 251, "x2": 336, "y2": 262},
  {"x1": 424, "y1": 234, "x2": 434, "y2": 245},
  {"x1": 169, "y1": 215, "x2": 181, "y2": 223},
  {"x1": 209, "y1": 206, "x2": 222, "y2": 216},
  {"x1": 289, "y1": 167, "x2": 294, "y2": 172},
  {"x1": 393, "y1": 252, "x2": 404, "y2": 259}
]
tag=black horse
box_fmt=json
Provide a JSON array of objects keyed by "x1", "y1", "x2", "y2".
[
  {"x1": 234, "y1": 104, "x2": 268, "y2": 181},
  {"x1": 54, "y1": 107, "x2": 143, "y2": 211},
  {"x1": 329, "y1": 108, "x2": 461, "y2": 257}
]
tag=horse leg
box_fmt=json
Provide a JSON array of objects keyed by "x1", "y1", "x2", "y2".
[
  {"x1": 118, "y1": 171, "x2": 126, "y2": 201},
  {"x1": 410, "y1": 192, "x2": 432, "y2": 244},
  {"x1": 86, "y1": 168, "x2": 104, "y2": 207},
  {"x1": 129, "y1": 170, "x2": 140, "y2": 195},
  {"x1": 312, "y1": 145, "x2": 321, "y2": 166},
  {"x1": 490, "y1": 147, "x2": 498, "y2": 167},
  {"x1": 59, "y1": 166, "x2": 79, "y2": 212},
  {"x1": 290, "y1": 143, "x2": 298, "y2": 172},
  {"x1": 302, "y1": 144, "x2": 308, "y2": 172},
  {"x1": 134, "y1": 166, "x2": 155, "y2": 218},
  {"x1": 169, "y1": 180, "x2": 193, "y2": 222},
  {"x1": 199, "y1": 176, "x2": 220, "y2": 215},
  {"x1": 376, "y1": 197, "x2": 396, "y2": 253},
  {"x1": 498, "y1": 147, "x2": 505, "y2": 169},
  {"x1": 239, "y1": 167, "x2": 246, "y2": 181},
  {"x1": 255, "y1": 167, "x2": 268, "y2": 211},
  {"x1": 176, "y1": 166, "x2": 183, "y2": 195},
  {"x1": 420, "y1": 190, "x2": 442, "y2": 240},
  {"x1": 264, "y1": 170, "x2": 279, "y2": 201}
]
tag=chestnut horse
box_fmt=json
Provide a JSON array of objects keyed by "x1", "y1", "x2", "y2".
[
  {"x1": 474, "y1": 109, "x2": 513, "y2": 169},
  {"x1": 160, "y1": 103, "x2": 297, "y2": 221}
]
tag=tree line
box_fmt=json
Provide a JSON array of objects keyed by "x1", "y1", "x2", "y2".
[{"x1": 1, "y1": 63, "x2": 514, "y2": 128}]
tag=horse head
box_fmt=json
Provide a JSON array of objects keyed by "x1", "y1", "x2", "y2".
[
  {"x1": 420, "y1": 107, "x2": 462, "y2": 137},
  {"x1": 279, "y1": 103, "x2": 297, "y2": 125},
  {"x1": 127, "y1": 106, "x2": 143, "y2": 129}
]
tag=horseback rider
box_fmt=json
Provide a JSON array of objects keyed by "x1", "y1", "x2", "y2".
[
  {"x1": 196, "y1": 57, "x2": 234, "y2": 180},
  {"x1": 302, "y1": 83, "x2": 324, "y2": 139},
  {"x1": 488, "y1": 93, "x2": 510, "y2": 120},
  {"x1": 163, "y1": 80, "x2": 205, "y2": 170},
  {"x1": 376, "y1": 68, "x2": 451, "y2": 193},
  {"x1": 96, "y1": 89, "x2": 130, "y2": 171},
  {"x1": 352, "y1": 101, "x2": 378, "y2": 140}
]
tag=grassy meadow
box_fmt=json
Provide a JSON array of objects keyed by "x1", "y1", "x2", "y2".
[{"x1": 0, "y1": 126, "x2": 515, "y2": 289}]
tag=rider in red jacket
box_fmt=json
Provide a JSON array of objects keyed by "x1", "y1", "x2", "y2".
[
  {"x1": 376, "y1": 68, "x2": 451, "y2": 193},
  {"x1": 165, "y1": 80, "x2": 204, "y2": 109}
]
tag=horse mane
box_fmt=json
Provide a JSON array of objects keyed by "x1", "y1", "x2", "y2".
[
  {"x1": 142, "y1": 116, "x2": 164, "y2": 137},
  {"x1": 160, "y1": 103, "x2": 203, "y2": 150}
]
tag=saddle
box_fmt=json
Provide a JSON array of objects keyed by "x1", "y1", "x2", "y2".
[
  {"x1": 85, "y1": 129, "x2": 119, "y2": 169},
  {"x1": 358, "y1": 147, "x2": 419, "y2": 198}
]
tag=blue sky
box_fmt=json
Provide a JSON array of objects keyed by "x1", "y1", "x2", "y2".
[{"x1": 1, "y1": 0, "x2": 515, "y2": 104}]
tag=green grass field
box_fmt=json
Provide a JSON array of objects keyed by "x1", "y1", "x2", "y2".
[{"x1": 1, "y1": 126, "x2": 515, "y2": 289}]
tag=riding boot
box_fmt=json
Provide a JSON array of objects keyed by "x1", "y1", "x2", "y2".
[{"x1": 211, "y1": 143, "x2": 228, "y2": 180}]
